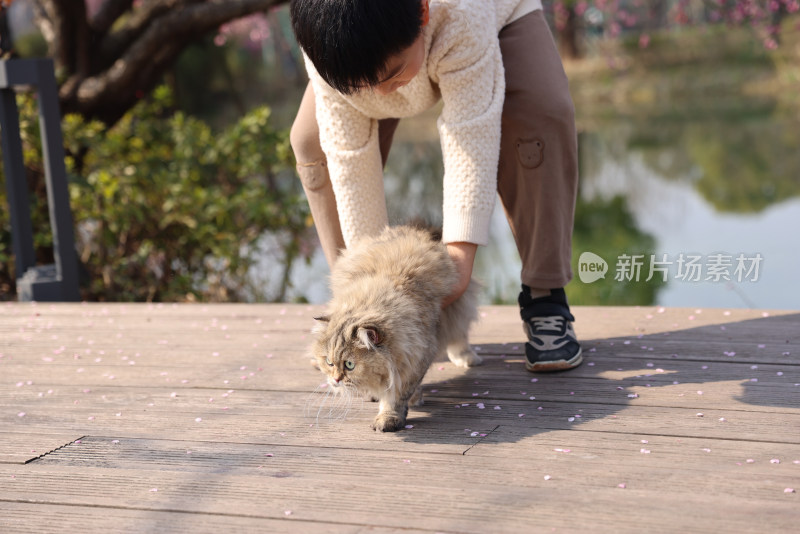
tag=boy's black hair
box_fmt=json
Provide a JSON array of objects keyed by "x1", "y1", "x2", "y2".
[{"x1": 290, "y1": 0, "x2": 424, "y2": 95}]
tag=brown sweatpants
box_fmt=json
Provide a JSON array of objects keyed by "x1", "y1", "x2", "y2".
[{"x1": 289, "y1": 10, "x2": 578, "y2": 289}]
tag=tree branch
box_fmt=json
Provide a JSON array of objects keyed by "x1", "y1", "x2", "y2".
[
  {"x1": 64, "y1": 0, "x2": 284, "y2": 124},
  {"x1": 89, "y1": 0, "x2": 134, "y2": 35},
  {"x1": 99, "y1": 0, "x2": 202, "y2": 69}
]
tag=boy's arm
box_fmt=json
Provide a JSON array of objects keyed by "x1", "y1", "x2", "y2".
[
  {"x1": 310, "y1": 76, "x2": 388, "y2": 247},
  {"x1": 433, "y1": 15, "x2": 505, "y2": 250},
  {"x1": 432, "y1": 17, "x2": 505, "y2": 305},
  {"x1": 442, "y1": 241, "x2": 478, "y2": 309}
]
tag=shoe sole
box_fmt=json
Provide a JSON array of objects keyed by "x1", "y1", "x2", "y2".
[{"x1": 525, "y1": 347, "x2": 583, "y2": 373}]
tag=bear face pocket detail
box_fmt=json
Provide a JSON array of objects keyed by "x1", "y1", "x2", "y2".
[{"x1": 516, "y1": 138, "x2": 545, "y2": 169}]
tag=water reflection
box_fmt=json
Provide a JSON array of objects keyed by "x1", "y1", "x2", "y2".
[{"x1": 285, "y1": 109, "x2": 800, "y2": 310}]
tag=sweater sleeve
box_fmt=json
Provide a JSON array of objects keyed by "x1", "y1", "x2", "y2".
[
  {"x1": 310, "y1": 75, "x2": 388, "y2": 248},
  {"x1": 432, "y1": 8, "x2": 505, "y2": 246}
]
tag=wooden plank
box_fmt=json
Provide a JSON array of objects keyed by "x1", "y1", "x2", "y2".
[
  {"x1": 2, "y1": 389, "x2": 799, "y2": 445},
  {"x1": 0, "y1": 502, "x2": 412, "y2": 534},
  {"x1": 31, "y1": 435, "x2": 800, "y2": 488},
  {"x1": 0, "y1": 433, "x2": 80, "y2": 465},
  {"x1": 1, "y1": 462, "x2": 796, "y2": 533},
  {"x1": 1, "y1": 358, "x2": 796, "y2": 406},
  {"x1": 0, "y1": 377, "x2": 800, "y2": 415}
]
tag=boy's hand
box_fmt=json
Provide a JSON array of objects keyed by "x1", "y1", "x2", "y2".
[{"x1": 442, "y1": 242, "x2": 477, "y2": 309}]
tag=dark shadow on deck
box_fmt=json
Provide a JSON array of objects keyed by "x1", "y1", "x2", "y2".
[{"x1": 393, "y1": 312, "x2": 800, "y2": 446}]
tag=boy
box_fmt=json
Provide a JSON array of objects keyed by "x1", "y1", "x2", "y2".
[{"x1": 289, "y1": 0, "x2": 582, "y2": 372}]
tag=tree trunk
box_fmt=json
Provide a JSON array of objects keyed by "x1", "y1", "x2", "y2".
[{"x1": 30, "y1": 0, "x2": 287, "y2": 126}]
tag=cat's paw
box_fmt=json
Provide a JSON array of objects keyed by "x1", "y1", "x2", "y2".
[
  {"x1": 371, "y1": 413, "x2": 406, "y2": 432},
  {"x1": 447, "y1": 348, "x2": 483, "y2": 368}
]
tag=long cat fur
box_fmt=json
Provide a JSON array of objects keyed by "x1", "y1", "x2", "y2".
[{"x1": 311, "y1": 225, "x2": 482, "y2": 432}]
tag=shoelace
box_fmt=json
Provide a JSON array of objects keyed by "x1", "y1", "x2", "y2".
[{"x1": 531, "y1": 316, "x2": 566, "y2": 333}]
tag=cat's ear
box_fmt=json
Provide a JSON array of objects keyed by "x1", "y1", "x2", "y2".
[
  {"x1": 312, "y1": 315, "x2": 330, "y2": 335},
  {"x1": 356, "y1": 326, "x2": 383, "y2": 349}
]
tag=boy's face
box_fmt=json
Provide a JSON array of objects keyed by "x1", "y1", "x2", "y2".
[
  {"x1": 371, "y1": 0, "x2": 429, "y2": 96},
  {"x1": 373, "y1": 34, "x2": 426, "y2": 95}
]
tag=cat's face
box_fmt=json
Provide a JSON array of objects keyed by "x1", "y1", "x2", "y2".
[{"x1": 312, "y1": 317, "x2": 393, "y2": 396}]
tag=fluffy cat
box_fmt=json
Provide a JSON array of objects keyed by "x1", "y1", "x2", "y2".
[{"x1": 311, "y1": 225, "x2": 482, "y2": 432}]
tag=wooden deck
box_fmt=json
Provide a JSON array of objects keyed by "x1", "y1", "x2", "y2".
[{"x1": 1, "y1": 303, "x2": 798, "y2": 533}]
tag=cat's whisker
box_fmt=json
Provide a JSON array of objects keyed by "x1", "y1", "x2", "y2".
[
  {"x1": 304, "y1": 381, "x2": 333, "y2": 419},
  {"x1": 330, "y1": 386, "x2": 350, "y2": 420},
  {"x1": 315, "y1": 388, "x2": 335, "y2": 425}
]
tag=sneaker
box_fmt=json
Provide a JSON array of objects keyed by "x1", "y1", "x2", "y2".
[
  {"x1": 522, "y1": 315, "x2": 582, "y2": 372},
  {"x1": 519, "y1": 286, "x2": 582, "y2": 372}
]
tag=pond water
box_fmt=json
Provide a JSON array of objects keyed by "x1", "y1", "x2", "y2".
[{"x1": 280, "y1": 105, "x2": 799, "y2": 310}]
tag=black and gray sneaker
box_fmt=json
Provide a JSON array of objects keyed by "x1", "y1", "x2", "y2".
[{"x1": 519, "y1": 287, "x2": 582, "y2": 372}]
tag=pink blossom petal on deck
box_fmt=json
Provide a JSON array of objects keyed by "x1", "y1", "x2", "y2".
[
  {"x1": 17, "y1": 412, "x2": 25, "y2": 417},
  {"x1": 195, "y1": 417, "x2": 202, "y2": 422},
  {"x1": 543, "y1": 475, "x2": 552, "y2": 481},
  {"x1": 404, "y1": 425, "x2": 414, "y2": 429},
  {"x1": 618, "y1": 483, "x2": 627, "y2": 489},
  {"x1": 771, "y1": 459, "x2": 780, "y2": 464},
  {"x1": 785, "y1": 488, "x2": 796, "y2": 493},
  {"x1": 746, "y1": 459, "x2": 755, "y2": 463}
]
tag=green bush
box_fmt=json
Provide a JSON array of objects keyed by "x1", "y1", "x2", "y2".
[{"x1": 0, "y1": 86, "x2": 311, "y2": 301}]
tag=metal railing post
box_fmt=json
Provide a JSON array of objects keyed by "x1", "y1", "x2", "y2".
[{"x1": 0, "y1": 58, "x2": 80, "y2": 301}]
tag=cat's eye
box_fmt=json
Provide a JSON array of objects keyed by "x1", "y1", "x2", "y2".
[
  {"x1": 345, "y1": 360, "x2": 355, "y2": 370},
  {"x1": 325, "y1": 357, "x2": 333, "y2": 366}
]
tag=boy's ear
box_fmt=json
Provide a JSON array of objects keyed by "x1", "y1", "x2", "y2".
[{"x1": 421, "y1": 0, "x2": 430, "y2": 26}]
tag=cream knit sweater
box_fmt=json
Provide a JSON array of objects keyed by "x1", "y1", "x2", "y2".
[{"x1": 306, "y1": 0, "x2": 542, "y2": 247}]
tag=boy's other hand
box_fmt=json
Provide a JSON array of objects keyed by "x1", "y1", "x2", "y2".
[{"x1": 442, "y1": 242, "x2": 477, "y2": 309}]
